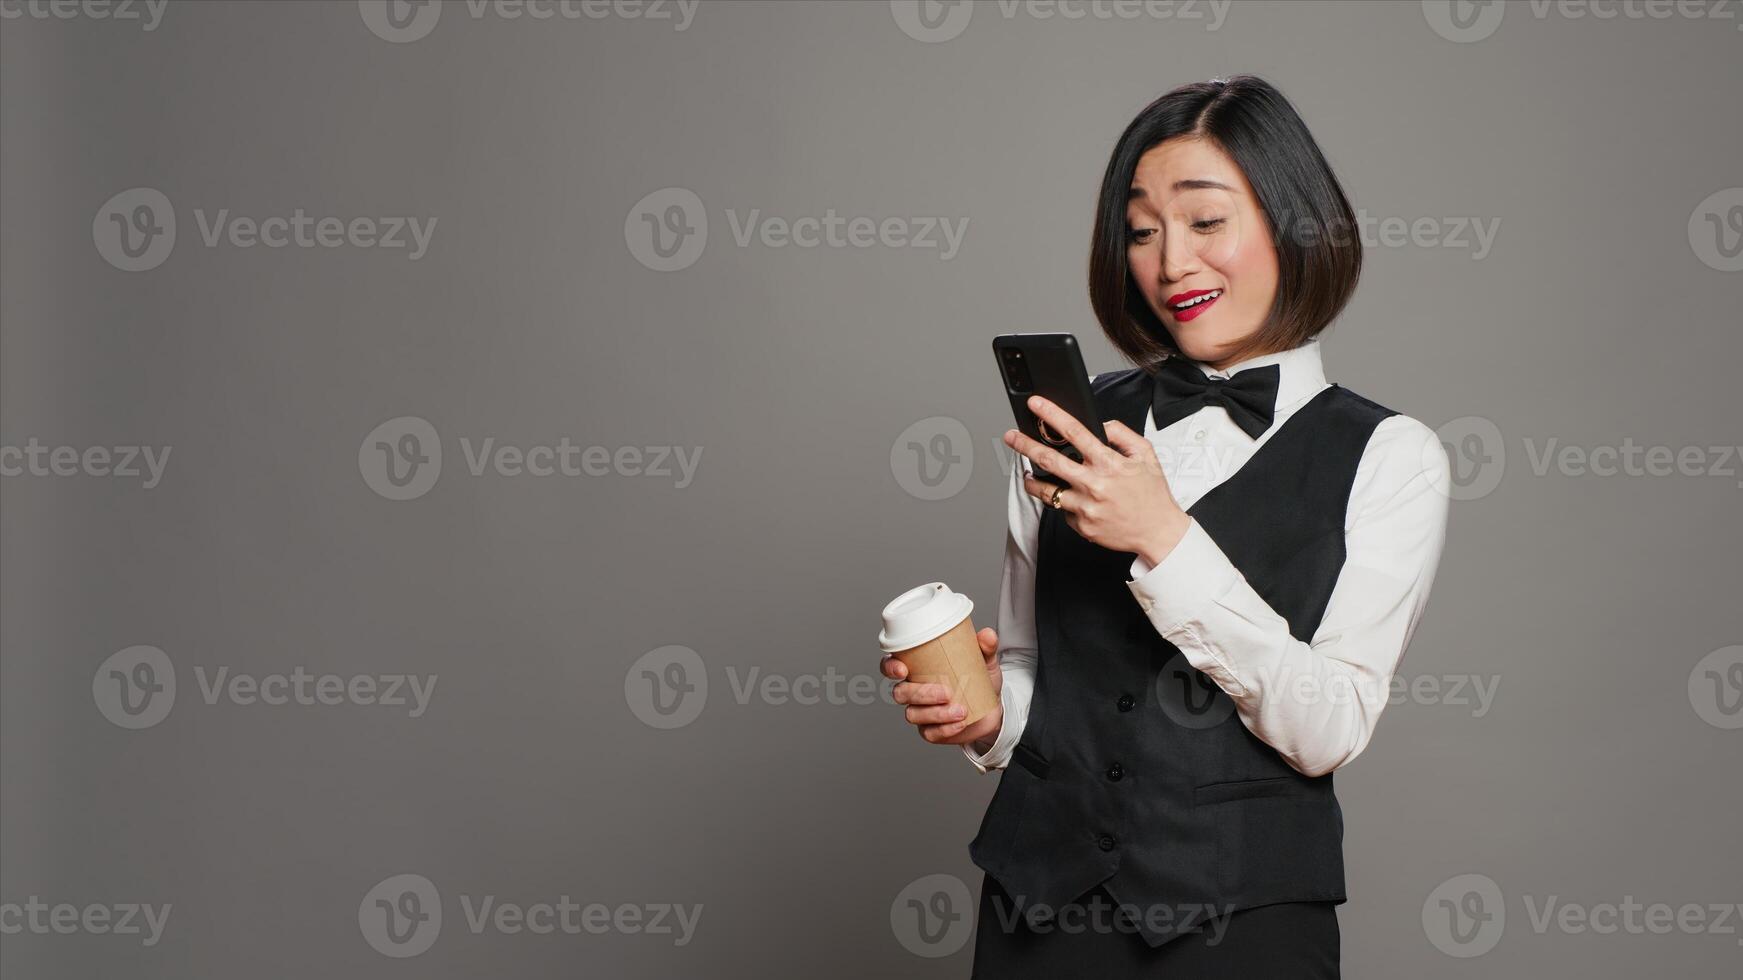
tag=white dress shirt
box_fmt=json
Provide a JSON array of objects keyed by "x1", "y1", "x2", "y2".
[{"x1": 964, "y1": 336, "x2": 1450, "y2": 778}]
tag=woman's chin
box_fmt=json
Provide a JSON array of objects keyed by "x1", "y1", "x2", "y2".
[{"x1": 1165, "y1": 324, "x2": 1224, "y2": 361}]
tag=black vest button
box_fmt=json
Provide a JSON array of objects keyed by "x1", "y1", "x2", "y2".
[
  {"x1": 1105, "y1": 763, "x2": 1124, "y2": 781},
  {"x1": 1097, "y1": 834, "x2": 1117, "y2": 852},
  {"x1": 1116, "y1": 694, "x2": 1135, "y2": 712}
]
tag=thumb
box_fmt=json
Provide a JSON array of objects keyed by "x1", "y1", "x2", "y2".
[{"x1": 977, "y1": 627, "x2": 999, "y2": 661}]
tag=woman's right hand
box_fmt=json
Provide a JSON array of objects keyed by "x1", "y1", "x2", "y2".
[{"x1": 881, "y1": 627, "x2": 1004, "y2": 746}]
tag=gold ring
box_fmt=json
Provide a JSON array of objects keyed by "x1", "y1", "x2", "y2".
[{"x1": 1050, "y1": 485, "x2": 1065, "y2": 509}]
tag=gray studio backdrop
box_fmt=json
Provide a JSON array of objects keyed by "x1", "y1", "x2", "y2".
[{"x1": 2, "y1": 1, "x2": 1739, "y2": 977}]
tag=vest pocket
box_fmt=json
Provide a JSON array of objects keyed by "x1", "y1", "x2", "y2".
[
  {"x1": 1012, "y1": 741, "x2": 1051, "y2": 780},
  {"x1": 1192, "y1": 774, "x2": 1308, "y2": 805}
]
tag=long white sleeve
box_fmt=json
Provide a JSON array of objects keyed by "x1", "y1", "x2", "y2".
[
  {"x1": 961, "y1": 454, "x2": 1042, "y2": 773},
  {"x1": 1125, "y1": 414, "x2": 1451, "y2": 777}
]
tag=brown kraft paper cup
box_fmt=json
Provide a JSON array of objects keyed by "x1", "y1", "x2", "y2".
[{"x1": 891, "y1": 615, "x2": 998, "y2": 727}]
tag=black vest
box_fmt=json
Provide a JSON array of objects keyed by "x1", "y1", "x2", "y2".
[{"x1": 968, "y1": 365, "x2": 1398, "y2": 949}]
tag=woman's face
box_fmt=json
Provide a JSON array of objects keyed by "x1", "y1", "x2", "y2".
[{"x1": 1126, "y1": 137, "x2": 1279, "y2": 369}]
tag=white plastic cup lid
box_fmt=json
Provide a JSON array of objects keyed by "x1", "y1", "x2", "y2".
[{"x1": 878, "y1": 582, "x2": 974, "y2": 654}]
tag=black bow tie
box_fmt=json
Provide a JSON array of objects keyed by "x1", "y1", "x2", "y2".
[{"x1": 1151, "y1": 358, "x2": 1281, "y2": 439}]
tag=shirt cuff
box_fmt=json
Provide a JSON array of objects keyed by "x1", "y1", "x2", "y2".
[
  {"x1": 961, "y1": 681, "x2": 1025, "y2": 774},
  {"x1": 1126, "y1": 518, "x2": 1241, "y2": 637}
]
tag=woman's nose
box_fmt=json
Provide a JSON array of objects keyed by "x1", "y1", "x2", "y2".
[{"x1": 1160, "y1": 229, "x2": 1201, "y2": 283}]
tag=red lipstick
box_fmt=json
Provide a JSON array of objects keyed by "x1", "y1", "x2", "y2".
[{"x1": 1165, "y1": 288, "x2": 1223, "y2": 323}]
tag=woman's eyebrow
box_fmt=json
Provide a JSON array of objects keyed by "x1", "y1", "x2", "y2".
[{"x1": 1128, "y1": 178, "x2": 1237, "y2": 198}]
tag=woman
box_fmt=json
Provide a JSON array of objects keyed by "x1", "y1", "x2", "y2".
[{"x1": 880, "y1": 75, "x2": 1450, "y2": 977}]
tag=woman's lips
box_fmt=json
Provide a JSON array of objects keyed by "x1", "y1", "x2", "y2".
[{"x1": 1166, "y1": 288, "x2": 1222, "y2": 323}]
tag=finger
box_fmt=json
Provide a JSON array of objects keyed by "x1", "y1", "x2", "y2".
[
  {"x1": 921, "y1": 717, "x2": 975, "y2": 743},
  {"x1": 1102, "y1": 419, "x2": 1150, "y2": 456},
  {"x1": 1102, "y1": 420, "x2": 1163, "y2": 477},
  {"x1": 907, "y1": 702, "x2": 968, "y2": 726},
  {"x1": 880, "y1": 656, "x2": 907, "y2": 681},
  {"x1": 1017, "y1": 474, "x2": 1094, "y2": 512},
  {"x1": 1027, "y1": 395, "x2": 1117, "y2": 465},
  {"x1": 977, "y1": 627, "x2": 999, "y2": 659},
  {"x1": 893, "y1": 681, "x2": 953, "y2": 706},
  {"x1": 1023, "y1": 474, "x2": 1078, "y2": 511},
  {"x1": 1005, "y1": 428, "x2": 1091, "y2": 486}
]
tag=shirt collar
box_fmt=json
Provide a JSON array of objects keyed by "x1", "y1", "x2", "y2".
[{"x1": 1180, "y1": 335, "x2": 1327, "y2": 414}]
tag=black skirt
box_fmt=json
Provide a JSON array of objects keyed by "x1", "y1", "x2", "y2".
[{"x1": 970, "y1": 873, "x2": 1340, "y2": 980}]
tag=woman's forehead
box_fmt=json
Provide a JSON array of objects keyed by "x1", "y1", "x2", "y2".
[{"x1": 1130, "y1": 141, "x2": 1246, "y2": 204}]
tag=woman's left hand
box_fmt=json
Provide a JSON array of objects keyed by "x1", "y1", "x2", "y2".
[{"x1": 1006, "y1": 395, "x2": 1193, "y2": 567}]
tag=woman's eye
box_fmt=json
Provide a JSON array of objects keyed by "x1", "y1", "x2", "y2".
[
  {"x1": 1191, "y1": 218, "x2": 1226, "y2": 232},
  {"x1": 1127, "y1": 227, "x2": 1157, "y2": 244}
]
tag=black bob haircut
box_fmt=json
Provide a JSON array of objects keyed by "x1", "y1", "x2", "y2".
[{"x1": 1088, "y1": 75, "x2": 1362, "y2": 370}]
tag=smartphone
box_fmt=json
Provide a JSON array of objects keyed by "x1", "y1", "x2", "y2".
[{"x1": 992, "y1": 333, "x2": 1108, "y2": 487}]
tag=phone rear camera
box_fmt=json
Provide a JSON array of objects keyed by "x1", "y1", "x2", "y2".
[{"x1": 1000, "y1": 348, "x2": 1033, "y2": 393}]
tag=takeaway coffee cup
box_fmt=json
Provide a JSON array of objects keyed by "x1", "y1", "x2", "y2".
[{"x1": 878, "y1": 582, "x2": 999, "y2": 726}]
